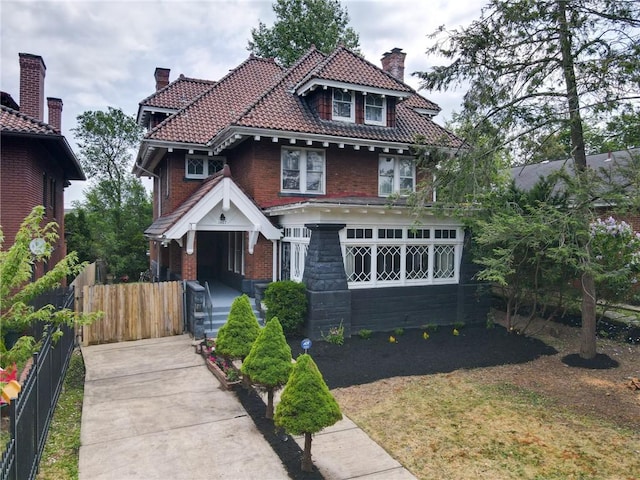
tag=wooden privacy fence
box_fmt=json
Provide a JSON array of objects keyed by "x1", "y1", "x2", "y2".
[{"x1": 80, "y1": 281, "x2": 184, "y2": 345}]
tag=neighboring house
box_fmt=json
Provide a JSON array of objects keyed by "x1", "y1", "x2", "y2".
[
  {"x1": 511, "y1": 149, "x2": 640, "y2": 231},
  {"x1": 0, "y1": 53, "x2": 85, "y2": 280},
  {"x1": 134, "y1": 46, "x2": 489, "y2": 338}
]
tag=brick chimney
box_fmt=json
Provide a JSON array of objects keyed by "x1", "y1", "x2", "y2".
[
  {"x1": 19, "y1": 53, "x2": 46, "y2": 121},
  {"x1": 381, "y1": 48, "x2": 406, "y2": 83},
  {"x1": 154, "y1": 67, "x2": 170, "y2": 91},
  {"x1": 47, "y1": 97, "x2": 63, "y2": 133}
]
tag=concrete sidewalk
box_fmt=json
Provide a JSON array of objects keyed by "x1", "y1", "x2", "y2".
[{"x1": 79, "y1": 334, "x2": 416, "y2": 479}]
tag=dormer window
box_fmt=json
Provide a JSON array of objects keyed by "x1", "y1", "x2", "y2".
[
  {"x1": 332, "y1": 89, "x2": 354, "y2": 122},
  {"x1": 365, "y1": 94, "x2": 386, "y2": 125},
  {"x1": 185, "y1": 155, "x2": 225, "y2": 179}
]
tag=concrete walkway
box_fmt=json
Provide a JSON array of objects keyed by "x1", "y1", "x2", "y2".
[{"x1": 79, "y1": 334, "x2": 416, "y2": 480}]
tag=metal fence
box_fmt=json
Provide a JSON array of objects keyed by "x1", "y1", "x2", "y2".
[{"x1": 1, "y1": 288, "x2": 75, "y2": 480}]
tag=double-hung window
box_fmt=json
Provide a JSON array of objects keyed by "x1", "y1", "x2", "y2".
[
  {"x1": 364, "y1": 94, "x2": 386, "y2": 125},
  {"x1": 185, "y1": 155, "x2": 225, "y2": 179},
  {"x1": 332, "y1": 89, "x2": 354, "y2": 122},
  {"x1": 281, "y1": 148, "x2": 325, "y2": 194},
  {"x1": 378, "y1": 156, "x2": 415, "y2": 196}
]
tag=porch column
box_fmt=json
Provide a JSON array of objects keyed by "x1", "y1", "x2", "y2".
[{"x1": 302, "y1": 223, "x2": 351, "y2": 340}]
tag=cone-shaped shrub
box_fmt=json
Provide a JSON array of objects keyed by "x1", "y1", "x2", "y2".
[
  {"x1": 275, "y1": 354, "x2": 342, "y2": 471},
  {"x1": 215, "y1": 294, "x2": 261, "y2": 360},
  {"x1": 241, "y1": 317, "x2": 292, "y2": 418}
]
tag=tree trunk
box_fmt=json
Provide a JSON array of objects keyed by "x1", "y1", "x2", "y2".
[
  {"x1": 266, "y1": 388, "x2": 274, "y2": 419},
  {"x1": 301, "y1": 432, "x2": 313, "y2": 472},
  {"x1": 580, "y1": 271, "x2": 597, "y2": 359}
]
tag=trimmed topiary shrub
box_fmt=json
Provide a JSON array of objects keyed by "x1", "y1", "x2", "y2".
[
  {"x1": 215, "y1": 294, "x2": 261, "y2": 360},
  {"x1": 275, "y1": 354, "x2": 342, "y2": 472},
  {"x1": 241, "y1": 316, "x2": 292, "y2": 418},
  {"x1": 264, "y1": 280, "x2": 307, "y2": 337}
]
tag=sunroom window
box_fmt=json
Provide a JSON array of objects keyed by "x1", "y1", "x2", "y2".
[
  {"x1": 378, "y1": 156, "x2": 415, "y2": 196},
  {"x1": 343, "y1": 226, "x2": 463, "y2": 287},
  {"x1": 186, "y1": 155, "x2": 225, "y2": 179},
  {"x1": 332, "y1": 89, "x2": 354, "y2": 122},
  {"x1": 281, "y1": 148, "x2": 325, "y2": 194},
  {"x1": 364, "y1": 94, "x2": 386, "y2": 125}
]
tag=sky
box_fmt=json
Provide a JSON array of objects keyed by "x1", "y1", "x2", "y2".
[{"x1": 1, "y1": 0, "x2": 485, "y2": 207}]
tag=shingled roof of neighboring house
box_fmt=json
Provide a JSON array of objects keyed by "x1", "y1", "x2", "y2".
[
  {"x1": 0, "y1": 105, "x2": 85, "y2": 181},
  {"x1": 0, "y1": 105, "x2": 59, "y2": 134},
  {"x1": 140, "y1": 45, "x2": 462, "y2": 153},
  {"x1": 511, "y1": 149, "x2": 639, "y2": 191}
]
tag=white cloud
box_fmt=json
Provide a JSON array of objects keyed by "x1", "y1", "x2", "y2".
[{"x1": 1, "y1": 0, "x2": 482, "y2": 206}]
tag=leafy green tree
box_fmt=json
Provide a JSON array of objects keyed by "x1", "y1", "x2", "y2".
[
  {"x1": 241, "y1": 317, "x2": 292, "y2": 418},
  {"x1": 0, "y1": 207, "x2": 99, "y2": 367},
  {"x1": 215, "y1": 295, "x2": 261, "y2": 360},
  {"x1": 275, "y1": 354, "x2": 342, "y2": 472},
  {"x1": 248, "y1": 0, "x2": 360, "y2": 66},
  {"x1": 64, "y1": 207, "x2": 96, "y2": 265},
  {"x1": 416, "y1": 0, "x2": 640, "y2": 359},
  {"x1": 71, "y1": 107, "x2": 151, "y2": 280}
]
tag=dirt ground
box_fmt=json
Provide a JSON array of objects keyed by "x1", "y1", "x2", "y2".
[{"x1": 288, "y1": 312, "x2": 640, "y2": 431}]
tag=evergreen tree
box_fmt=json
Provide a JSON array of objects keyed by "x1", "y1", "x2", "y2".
[
  {"x1": 241, "y1": 317, "x2": 292, "y2": 418},
  {"x1": 275, "y1": 354, "x2": 342, "y2": 472},
  {"x1": 416, "y1": 0, "x2": 640, "y2": 359},
  {"x1": 248, "y1": 0, "x2": 360, "y2": 66},
  {"x1": 215, "y1": 295, "x2": 261, "y2": 360}
]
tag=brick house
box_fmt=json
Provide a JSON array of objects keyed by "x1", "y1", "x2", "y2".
[
  {"x1": 0, "y1": 53, "x2": 85, "y2": 279},
  {"x1": 134, "y1": 46, "x2": 489, "y2": 338}
]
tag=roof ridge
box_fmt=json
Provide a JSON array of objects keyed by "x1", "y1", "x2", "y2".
[
  {"x1": 145, "y1": 55, "x2": 284, "y2": 140},
  {"x1": 138, "y1": 74, "x2": 217, "y2": 107},
  {"x1": 0, "y1": 104, "x2": 58, "y2": 133},
  {"x1": 224, "y1": 47, "x2": 327, "y2": 135}
]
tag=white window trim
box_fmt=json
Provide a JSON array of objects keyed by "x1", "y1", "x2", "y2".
[
  {"x1": 364, "y1": 93, "x2": 386, "y2": 126},
  {"x1": 378, "y1": 156, "x2": 416, "y2": 197},
  {"x1": 342, "y1": 226, "x2": 463, "y2": 288},
  {"x1": 332, "y1": 89, "x2": 355, "y2": 123},
  {"x1": 185, "y1": 154, "x2": 225, "y2": 179},
  {"x1": 227, "y1": 231, "x2": 245, "y2": 275},
  {"x1": 280, "y1": 226, "x2": 311, "y2": 282},
  {"x1": 280, "y1": 147, "x2": 326, "y2": 194}
]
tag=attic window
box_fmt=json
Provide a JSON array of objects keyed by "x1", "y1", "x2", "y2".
[
  {"x1": 332, "y1": 89, "x2": 354, "y2": 122},
  {"x1": 365, "y1": 94, "x2": 386, "y2": 126},
  {"x1": 185, "y1": 155, "x2": 225, "y2": 179}
]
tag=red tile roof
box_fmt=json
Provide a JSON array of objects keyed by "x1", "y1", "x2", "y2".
[
  {"x1": 142, "y1": 45, "x2": 462, "y2": 150},
  {"x1": 147, "y1": 56, "x2": 284, "y2": 144},
  {"x1": 0, "y1": 105, "x2": 59, "y2": 135},
  {"x1": 296, "y1": 45, "x2": 412, "y2": 93},
  {"x1": 140, "y1": 75, "x2": 216, "y2": 110}
]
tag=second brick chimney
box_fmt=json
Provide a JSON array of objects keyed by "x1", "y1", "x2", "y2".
[
  {"x1": 19, "y1": 53, "x2": 46, "y2": 122},
  {"x1": 381, "y1": 48, "x2": 406, "y2": 83},
  {"x1": 154, "y1": 67, "x2": 170, "y2": 91},
  {"x1": 47, "y1": 97, "x2": 63, "y2": 133}
]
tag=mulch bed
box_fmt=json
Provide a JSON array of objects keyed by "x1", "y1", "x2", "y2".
[
  {"x1": 288, "y1": 324, "x2": 558, "y2": 389},
  {"x1": 236, "y1": 323, "x2": 559, "y2": 480}
]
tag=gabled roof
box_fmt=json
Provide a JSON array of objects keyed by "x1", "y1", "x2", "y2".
[
  {"x1": 145, "y1": 165, "x2": 281, "y2": 252},
  {"x1": 295, "y1": 45, "x2": 413, "y2": 96},
  {"x1": 0, "y1": 105, "x2": 85, "y2": 181},
  {"x1": 511, "y1": 149, "x2": 639, "y2": 191},
  {"x1": 135, "y1": 45, "x2": 463, "y2": 173}
]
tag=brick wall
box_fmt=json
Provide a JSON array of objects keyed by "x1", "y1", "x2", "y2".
[
  {"x1": 244, "y1": 235, "x2": 273, "y2": 281},
  {"x1": 1, "y1": 137, "x2": 67, "y2": 276}
]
